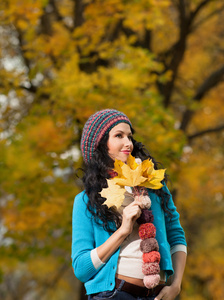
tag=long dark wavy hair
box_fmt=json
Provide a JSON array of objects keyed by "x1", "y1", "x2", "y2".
[{"x1": 82, "y1": 131, "x2": 173, "y2": 232}]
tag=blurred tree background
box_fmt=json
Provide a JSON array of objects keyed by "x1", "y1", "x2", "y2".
[{"x1": 0, "y1": 0, "x2": 224, "y2": 299}]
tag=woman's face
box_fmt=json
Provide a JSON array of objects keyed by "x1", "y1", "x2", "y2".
[{"x1": 107, "y1": 123, "x2": 133, "y2": 163}]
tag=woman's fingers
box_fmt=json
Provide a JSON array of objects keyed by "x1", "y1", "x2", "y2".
[
  {"x1": 123, "y1": 201, "x2": 141, "y2": 219},
  {"x1": 120, "y1": 200, "x2": 142, "y2": 234}
]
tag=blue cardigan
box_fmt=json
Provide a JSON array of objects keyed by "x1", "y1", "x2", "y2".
[{"x1": 71, "y1": 185, "x2": 187, "y2": 295}]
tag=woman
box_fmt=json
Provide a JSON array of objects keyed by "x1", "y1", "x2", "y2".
[{"x1": 72, "y1": 109, "x2": 187, "y2": 300}]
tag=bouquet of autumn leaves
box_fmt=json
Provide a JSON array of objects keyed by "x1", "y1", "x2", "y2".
[{"x1": 100, "y1": 154, "x2": 165, "y2": 289}]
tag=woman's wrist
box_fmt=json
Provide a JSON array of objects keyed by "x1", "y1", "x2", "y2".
[
  {"x1": 170, "y1": 280, "x2": 181, "y2": 294},
  {"x1": 117, "y1": 225, "x2": 131, "y2": 238}
]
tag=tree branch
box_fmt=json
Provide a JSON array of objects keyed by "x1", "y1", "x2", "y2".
[
  {"x1": 49, "y1": 0, "x2": 63, "y2": 22},
  {"x1": 41, "y1": 0, "x2": 73, "y2": 32},
  {"x1": 104, "y1": 18, "x2": 123, "y2": 43},
  {"x1": 121, "y1": 23, "x2": 152, "y2": 50},
  {"x1": 157, "y1": 0, "x2": 212, "y2": 107},
  {"x1": 158, "y1": 0, "x2": 188, "y2": 107},
  {"x1": 16, "y1": 27, "x2": 31, "y2": 70},
  {"x1": 195, "y1": 65, "x2": 224, "y2": 100},
  {"x1": 188, "y1": 124, "x2": 224, "y2": 140},
  {"x1": 73, "y1": 0, "x2": 86, "y2": 28},
  {"x1": 191, "y1": 4, "x2": 224, "y2": 32},
  {"x1": 180, "y1": 65, "x2": 224, "y2": 132},
  {"x1": 40, "y1": 7, "x2": 53, "y2": 35},
  {"x1": 19, "y1": 84, "x2": 37, "y2": 93},
  {"x1": 158, "y1": 1, "x2": 216, "y2": 62},
  {"x1": 189, "y1": 0, "x2": 210, "y2": 23}
]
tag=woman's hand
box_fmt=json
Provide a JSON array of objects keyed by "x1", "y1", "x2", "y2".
[
  {"x1": 155, "y1": 250, "x2": 186, "y2": 300},
  {"x1": 119, "y1": 200, "x2": 142, "y2": 236},
  {"x1": 155, "y1": 283, "x2": 181, "y2": 300},
  {"x1": 96, "y1": 200, "x2": 141, "y2": 263}
]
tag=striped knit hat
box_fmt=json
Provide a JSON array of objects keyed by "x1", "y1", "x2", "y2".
[{"x1": 81, "y1": 109, "x2": 132, "y2": 164}]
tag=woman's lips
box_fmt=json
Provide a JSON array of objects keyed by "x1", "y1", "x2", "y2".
[{"x1": 121, "y1": 150, "x2": 130, "y2": 155}]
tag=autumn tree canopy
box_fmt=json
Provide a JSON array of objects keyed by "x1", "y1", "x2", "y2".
[{"x1": 0, "y1": 0, "x2": 224, "y2": 299}]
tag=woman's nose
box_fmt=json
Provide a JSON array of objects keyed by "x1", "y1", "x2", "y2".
[{"x1": 124, "y1": 136, "x2": 132, "y2": 146}]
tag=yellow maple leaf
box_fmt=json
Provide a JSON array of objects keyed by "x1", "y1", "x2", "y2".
[
  {"x1": 113, "y1": 163, "x2": 147, "y2": 187},
  {"x1": 142, "y1": 159, "x2": 154, "y2": 174},
  {"x1": 100, "y1": 180, "x2": 126, "y2": 209},
  {"x1": 126, "y1": 154, "x2": 139, "y2": 170},
  {"x1": 113, "y1": 154, "x2": 165, "y2": 189},
  {"x1": 140, "y1": 178, "x2": 164, "y2": 189},
  {"x1": 100, "y1": 154, "x2": 165, "y2": 209},
  {"x1": 140, "y1": 159, "x2": 166, "y2": 189},
  {"x1": 114, "y1": 159, "x2": 125, "y2": 176}
]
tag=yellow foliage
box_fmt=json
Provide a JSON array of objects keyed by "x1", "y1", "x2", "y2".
[
  {"x1": 100, "y1": 154, "x2": 165, "y2": 209},
  {"x1": 191, "y1": 84, "x2": 224, "y2": 132},
  {"x1": 100, "y1": 180, "x2": 125, "y2": 209},
  {"x1": 27, "y1": 256, "x2": 60, "y2": 279},
  {"x1": 4, "y1": 196, "x2": 68, "y2": 233},
  {"x1": 5, "y1": 143, "x2": 41, "y2": 180},
  {"x1": 27, "y1": 118, "x2": 72, "y2": 153},
  {"x1": 6, "y1": 0, "x2": 44, "y2": 29},
  {"x1": 45, "y1": 23, "x2": 73, "y2": 58},
  {"x1": 124, "y1": 0, "x2": 169, "y2": 31}
]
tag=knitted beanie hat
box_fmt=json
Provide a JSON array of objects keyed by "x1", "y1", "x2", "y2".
[{"x1": 81, "y1": 109, "x2": 132, "y2": 164}]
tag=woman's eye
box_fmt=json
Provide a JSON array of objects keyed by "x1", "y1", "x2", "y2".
[
  {"x1": 128, "y1": 136, "x2": 132, "y2": 140},
  {"x1": 116, "y1": 134, "x2": 122, "y2": 138}
]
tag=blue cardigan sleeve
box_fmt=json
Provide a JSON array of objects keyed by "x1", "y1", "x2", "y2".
[
  {"x1": 162, "y1": 184, "x2": 187, "y2": 248},
  {"x1": 71, "y1": 191, "x2": 99, "y2": 283}
]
